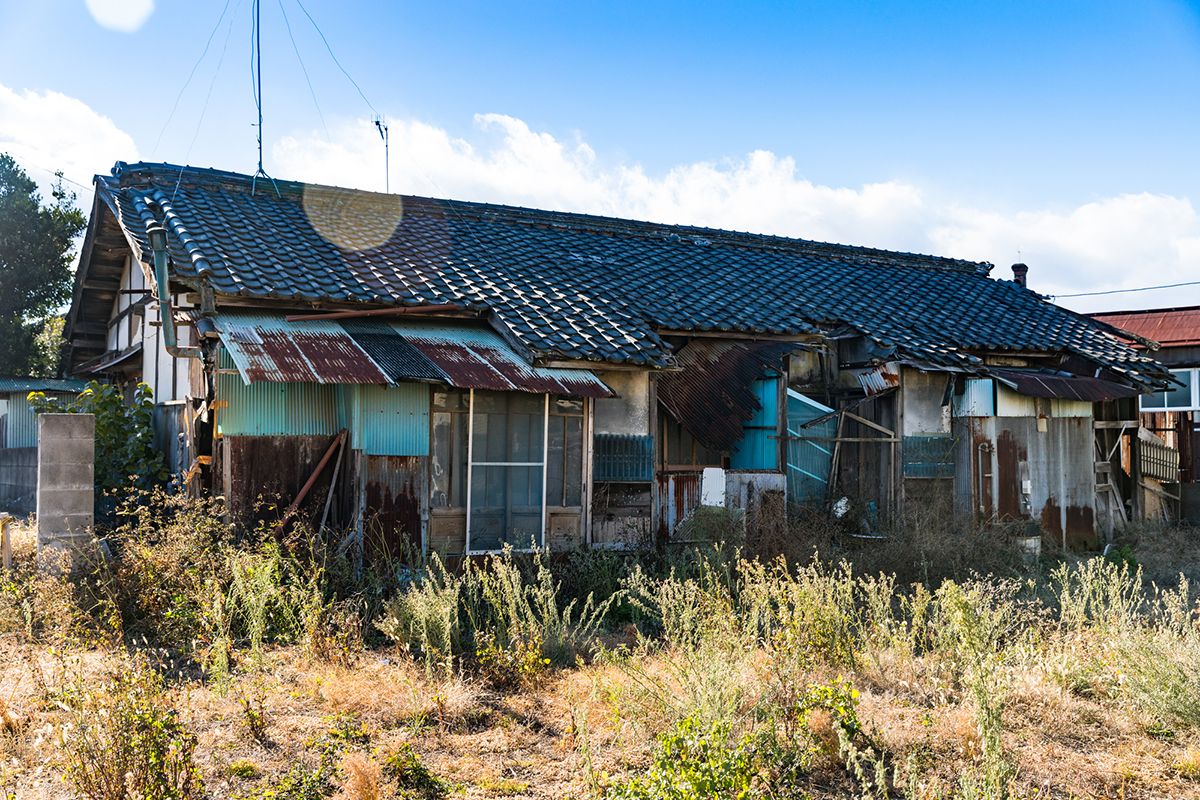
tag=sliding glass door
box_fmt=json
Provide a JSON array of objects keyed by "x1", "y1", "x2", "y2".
[{"x1": 466, "y1": 390, "x2": 548, "y2": 552}]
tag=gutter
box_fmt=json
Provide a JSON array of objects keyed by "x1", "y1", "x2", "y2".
[{"x1": 146, "y1": 223, "x2": 202, "y2": 359}]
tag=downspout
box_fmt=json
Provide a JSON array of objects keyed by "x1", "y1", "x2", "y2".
[{"x1": 146, "y1": 223, "x2": 201, "y2": 359}]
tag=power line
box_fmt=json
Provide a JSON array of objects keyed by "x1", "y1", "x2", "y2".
[
  {"x1": 292, "y1": 0, "x2": 379, "y2": 116},
  {"x1": 1051, "y1": 280, "x2": 1200, "y2": 299},
  {"x1": 151, "y1": 0, "x2": 234, "y2": 157},
  {"x1": 277, "y1": 0, "x2": 328, "y2": 137}
]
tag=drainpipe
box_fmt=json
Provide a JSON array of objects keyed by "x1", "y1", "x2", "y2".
[{"x1": 146, "y1": 224, "x2": 201, "y2": 359}]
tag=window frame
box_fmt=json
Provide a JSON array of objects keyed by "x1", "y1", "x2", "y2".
[{"x1": 1141, "y1": 368, "x2": 1200, "y2": 412}]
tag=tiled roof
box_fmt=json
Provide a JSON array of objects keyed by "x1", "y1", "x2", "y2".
[
  {"x1": 89, "y1": 161, "x2": 1168, "y2": 386},
  {"x1": 1091, "y1": 306, "x2": 1200, "y2": 349}
]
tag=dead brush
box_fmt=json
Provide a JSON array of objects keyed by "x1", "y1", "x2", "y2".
[
  {"x1": 235, "y1": 680, "x2": 272, "y2": 748},
  {"x1": 334, "y1": 752, "x2": 382, "y2": 800}
]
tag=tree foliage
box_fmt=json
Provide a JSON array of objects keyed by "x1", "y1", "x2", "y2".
[{"x1": 0, "y1": 154, "x2": 86, "y2": 376}]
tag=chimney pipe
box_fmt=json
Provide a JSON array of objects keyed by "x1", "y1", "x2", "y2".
[{"x1": 1012, "y1": 263, "x2": 1028, "y2": 288}]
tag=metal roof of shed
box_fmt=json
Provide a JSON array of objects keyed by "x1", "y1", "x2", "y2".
[{"x1": 212, "y1": 311, "x2": 613, "y2": 397}]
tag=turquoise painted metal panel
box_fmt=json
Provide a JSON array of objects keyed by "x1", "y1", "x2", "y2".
[
  {"x1": 3, "y1": 390, "x2": 78, "y2": 448},
  {"x1": 5, "y1": 392, "x2": 39, "y2": 448},
  {"x1": 356, "y1": 383, "x2": 430, "y2": 456},
  {"x1": 785, "y1": 390, "x2": 835, "y2": 504},
  {"x1": 953, "y1": 378, "x2": 996, "y2": 417},
  {"x1": 730, "y1": 376, "x2": 779, "y2": 470},
  {"x1": 217, "y1": 350, "x2": 339, "y2": 436}
]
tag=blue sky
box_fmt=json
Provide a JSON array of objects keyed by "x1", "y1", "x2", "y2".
[{"x1": 1, "y1": 0, "x2": 1199, "y2": 311}]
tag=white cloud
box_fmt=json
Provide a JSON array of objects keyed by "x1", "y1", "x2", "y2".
[
  {"x1": 277, "y1": 111, "x2": 1200, "y2": 312},
  {"x1": 0, "y1": 83, "x2": 138, "y2": 200},
  {"x1": 85, "y1": 0, "x2": 155, "y2": 33}
]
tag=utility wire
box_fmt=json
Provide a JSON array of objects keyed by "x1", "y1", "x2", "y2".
[
  {"x1": 1051, "y1": 280, "x2": 1200, "y2": 299},
  {"x1": 277, "y1": 0, "x2": 329, "y2": 137},
  {"x1": 151, "y1": 0, "x2": 234, "y2": 157},
  {"x1": 293, "y1": 0, "x2": 379, "y2": 115}
]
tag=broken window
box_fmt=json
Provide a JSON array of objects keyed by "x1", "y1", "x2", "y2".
[{"x1": 431, "y1": 389, "x2": 469, "y2": 508}]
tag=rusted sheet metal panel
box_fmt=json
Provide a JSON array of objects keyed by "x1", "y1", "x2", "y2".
[
  {"x1": 658, "y1": 339, "x2": 797, "y2": 453},
  {"x1": 989, "y1": 368, "x2": 1138, "y2": 402},
  {"x1": 215, "y1": 311, "x2": 389, "y2": 385},
  {"x1": 214, "y1": 311, "x2": 613, "y2": 397},
  {"x1": 224, "y1": 434, "x2": 347, "y2": 526},
  {"x1": 389, "y1": 320, "x2": 614, "y2": 398},
  {"x1": 657, "y1": 472, "x2": 701, "y2": 538},
  {"x1": 1093, "y1": 307, "x2": 1200, "y2": 348},
  {"x1": 954, "y1": 415, "x2": 1097, "y2": 549},
  {"x1": 364, "y1": 454, "x2": 427, "y2": 562}
]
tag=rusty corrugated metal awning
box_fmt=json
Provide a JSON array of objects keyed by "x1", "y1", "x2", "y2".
[
  {"x1": 988, "y1": 368, "x2": 1139, "y2": 402},
  {"x1": 212, "y1": 311, "x2": 613, "y2": 397},
  {"x1": 657, "y1": 339, "x2": 801, "y2": 452}
]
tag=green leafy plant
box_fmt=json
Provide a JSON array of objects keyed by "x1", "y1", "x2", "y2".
[
  {"x1": 56, "y1": 663, "x2": 204, "y2": 800},
  {"x1": 29, "y1": 381, "x2": 166, "y2": 522}
]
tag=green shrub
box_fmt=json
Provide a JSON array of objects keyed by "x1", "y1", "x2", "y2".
[
  {"x1": 56, "y1": 663, "x2": 204, "y2": 800},
  {"x1": 29, "y1": 381, "x2": 166, "y2": 522},
  {"x1": 381, "y1": 743, "x2": 448, "y2": 798},
  {"x1": 605, "y1": 715, "x2": 763, "y2": 800}
]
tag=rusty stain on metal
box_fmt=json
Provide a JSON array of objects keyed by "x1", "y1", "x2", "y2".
[
  {"x1": 995, "y1": 429, "x2": 1026, "y2": 520},
  {"x1": 656, "y1": 472, "x2": 701, "y2": 538},
  {"x1": 213, "y1": 311, "x2": 613, "y2": 396},
  {"x1": 1065, "y1": 505, "x2": 1096, "y2": 550},
  {"x1": 364, "y1": 454, "x2": 425, "y2": 563},
  {"x1": 658, "y1": 339, "x2": 796, "y2": 452}
]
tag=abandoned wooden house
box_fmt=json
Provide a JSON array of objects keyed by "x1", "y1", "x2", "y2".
[
  {"x1": 59, "y1": 161, "x2": 1172, "y2": 556},
  {"x1": 1092, "y1": 305, "x2": 1200, "y2": 523}
]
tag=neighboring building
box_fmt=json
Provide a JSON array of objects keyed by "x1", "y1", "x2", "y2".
[
  {"x1": 1091, "y1": 306, "x2": 1200, "y2": 522},
  {"x1": 61, "y1": 162, "x2": 1171, "y2": 556},
  {"x1": 0, "y1": 376, "x2": 88, "y2": 512}
]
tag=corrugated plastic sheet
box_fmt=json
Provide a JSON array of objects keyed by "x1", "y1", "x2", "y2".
[{"x1": 212, "y1": 311, "x2": 613, "y2": 398}]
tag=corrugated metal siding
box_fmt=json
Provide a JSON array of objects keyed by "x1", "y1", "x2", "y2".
[
  {"x1": 953, "y1": 378, "x2": 996, "y2": 417},
  {"x1": 357, "y1": 384, "x2": 430, "y2": 456},
  {"x1": 785, "y1": 390, "x2": 835, "y2": 504},
  {"x1": 4, "y1": 391, "x2": 78, "y2": 448},
  {"x1": 5, "y1": 392, "x2": 39, "y2": 448},
  {"x1": 996, "y1": 385, "x2": 1037, "y2": 417},
  {"x1": 217, "y1": 351, "x2": 339, "y2": 436},
  {"x1": 731, "y1": 376, "x2": 779, "y2": 470}
]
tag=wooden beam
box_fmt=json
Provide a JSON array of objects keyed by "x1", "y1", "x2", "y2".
[{"x1": 285, "y1": 303, "x2": 465, "y2": 322}]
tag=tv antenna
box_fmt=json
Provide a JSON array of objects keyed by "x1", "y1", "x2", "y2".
[
  {"x1": 374, "y1": 115, "x2": 390, "y2": 193},
  {"x1": 250, "y1": 0, "x2": 278, "y2": 196}
]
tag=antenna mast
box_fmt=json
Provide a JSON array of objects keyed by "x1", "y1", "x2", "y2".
[
  {"x1": 251, "y1": 0, "x2": 277, "y2": 195},
  {"x1": 374, "y1": 116, "x2": 389, "y2": 193}
]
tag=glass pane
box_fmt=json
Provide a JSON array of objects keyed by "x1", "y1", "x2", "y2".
[
  {"x1": 553, "y1": 397, "x2": 584, "y2": 416},
  {"x1": 563, "y1": 416, "x2": 583, "y2": 506},
  {"x1": 547, "y1": 417, "x2": 565, "y2": 506},
  {"x1": 469, "y1": 464, "x2": 544, "y2": 551},
  {"x1": 1166, "y1": 370, "x2": 1193, "y2": 409},
  {"x1": 474, "y1": 391, "x2": 544, "y2": 462},
  {"x1": 433, "y1": 389, "x2": 468, "y2": 410},
  {"x1": 431, "y1": 411, "x2": 468, "y2": 508},
  {"x1": 1141, "y1": 391, "x2": 1166, "y2": 410}
]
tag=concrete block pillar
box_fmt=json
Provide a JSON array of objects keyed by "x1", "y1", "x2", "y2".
[{"x1": 36, "y1": 413, "x2": 95, "y2": 552}]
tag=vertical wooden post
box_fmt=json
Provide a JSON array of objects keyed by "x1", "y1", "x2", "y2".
[{"x1": 1, "y1": 513, "x2": 12, "y2": 572}]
